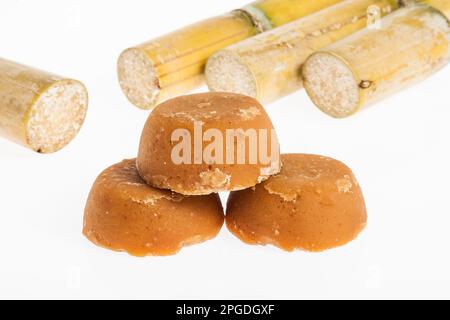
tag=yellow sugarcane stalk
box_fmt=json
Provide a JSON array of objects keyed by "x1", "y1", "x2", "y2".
[
  {"x1": 302, "y1": 2, "x2": 450, "y2": 118},
  {"x1": 244, "y1": 0, "x2": 343, "y2": 29},
  {"x1": 117, "y1": 0, "x2": 342, "y2": 110},
  {"x1": 0, "y1": 58, "x2": 88, "y2": 153},
  {"x1": 206, "y1": 0, "x2": 400, "y2": 104},
  {"x1": 420, "y1": 0, "x2": 450, "y2": 19}
]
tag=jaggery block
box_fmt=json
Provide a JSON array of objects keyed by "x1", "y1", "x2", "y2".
[
  {"x1": 226, "y1": 154, "x2": 367, "y2": 252},
  {"x1": 83, "y1": 159, "x2": 224, "y2": 257},
  {"x1": 0, "y1": 57, "x2": 88, "y2": 153},
  {"x1": 137, "y1": 92, "x2": 280, "y2": 195}
]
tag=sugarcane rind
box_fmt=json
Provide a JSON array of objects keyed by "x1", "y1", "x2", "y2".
[
  {"x1": 231, "y1": 9, "x2": 266, "y2": 33},
  {"x1": 418, "y1": 0, "x2": 450, "y2": 20}
]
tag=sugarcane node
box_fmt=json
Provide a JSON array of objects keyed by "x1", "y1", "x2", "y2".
[
  {"x1": 398, "y1": 0, "x2": 416, "y2": 7},
  {"x1": 233, "y1": 9, "x2": 267, "y2": 33},
  {"x1": 153, "y1": 78, "x2": 161, "y2": 90},
  {"x1": 0, "y1": 57, "x2": 89, "y2": 153},
  {"x1": 359, "y1": 80, "x2": 374, "y2": 89}
]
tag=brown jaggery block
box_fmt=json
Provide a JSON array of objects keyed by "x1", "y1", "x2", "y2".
[
  {"x1": 137, "y1": 92, "x2": 281, "y2": 196},
  {"x1": 83, "y1": 159, "x2": 224, "y2": 257},
  {"x1": 0, "y1": 57, "x2": 88, "y2": 153},
  {"x1": 226, "y1": 154, "x2": 367, "y2": 252}
]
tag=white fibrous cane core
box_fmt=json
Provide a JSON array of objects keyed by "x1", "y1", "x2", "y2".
[
  {"x1": 26, "y1": 80, "x2": 88, "y2": 153},
  {"x1": 303, "y1": 52, "x2": 360, "y2": 118},
  {"x1": 118, "y1": 48, "x2": 160, "y2": 110},
  {"x1": 206, "y1": 51, "x2": 258, "y2": 99}
]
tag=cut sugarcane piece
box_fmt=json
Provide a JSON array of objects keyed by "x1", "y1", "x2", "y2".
[
  {"x1": 302, "y1": 3, "x2": 450, "y2": 118},
  {"x1": 0, "y1": 58, "x2": 88, "y2": 153},
  {"x1": 117, "y1": 0, "x2": 342, "y2": 110},
  {"x1": 206, "y1": 0, "x2": 399, "y2": 104}
]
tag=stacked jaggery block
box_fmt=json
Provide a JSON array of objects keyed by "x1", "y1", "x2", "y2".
[
  {"x1": 83, "y1": 93, "x2": 367, "y2": 256},
  {"x1": 227, "y1": 154, "x2": 367, "y2": 252},
  {"x1": 83, "y1": 159, "x2": 225, "y2": 257},
  {"x1": 117, "y1": 0, "x2": 342, "y2": 110},
  {"x1": 136, "y1": 93, "x2": 281, "y2": 195},
  {"x1": 0, "y1": 58, "x2": 88, "y2": 153},
  {"x1": 84, "y1": 92, "x2": 281, "y2": 256}
]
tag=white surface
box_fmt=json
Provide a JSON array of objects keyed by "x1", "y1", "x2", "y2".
[{"x1": 0, "y1": 0, "x2": 449, "y2": 299}]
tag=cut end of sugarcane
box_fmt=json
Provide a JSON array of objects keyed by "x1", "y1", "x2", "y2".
[
  {"x1": 302, "y1": 52, "x2": 361, "y2": 118},
  {"x1": 118, "y1": 48, "x2": 160, "y2": 110},
  {"x1": 206, "y1": 50, "x2": 258, "y2": 99},
  {"x1": 26, "y1": 80, "x2": 88, "y2": 154}
]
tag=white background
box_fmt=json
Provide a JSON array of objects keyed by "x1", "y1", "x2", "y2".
[{"x1": 0, "y1": 0, "x2": 449, "y2": 299}]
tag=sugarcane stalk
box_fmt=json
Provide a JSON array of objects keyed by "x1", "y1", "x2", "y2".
[
  {"x1": 117, "y1": 0, "x2": 342, "y2": 110},
  {"x1": 419, "y1": 0, "x2": 450, "y2": 19},
  {"x1": 0, "y1": 58, "x2": 88, "y2": 153},
  {"x1": 244, "y1": 0, "x2": 344, "y2": 30},
  {"x1": 302, "y1": 2, "x2": 450, "y2": 118},
  {"x1": 206, "y1": 0, "x2": 400, "y2": 104}
]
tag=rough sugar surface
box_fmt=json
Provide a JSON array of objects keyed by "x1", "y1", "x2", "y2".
[
  {"x1": 137, "y1": 92, "x2": 281, "y2": 195},
  {"x1": 226, "y1": 154, "x2": 367, "y2": 252},
  {"x1": 83, "y1": 159, "x2": 224, "y2": 257}
]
